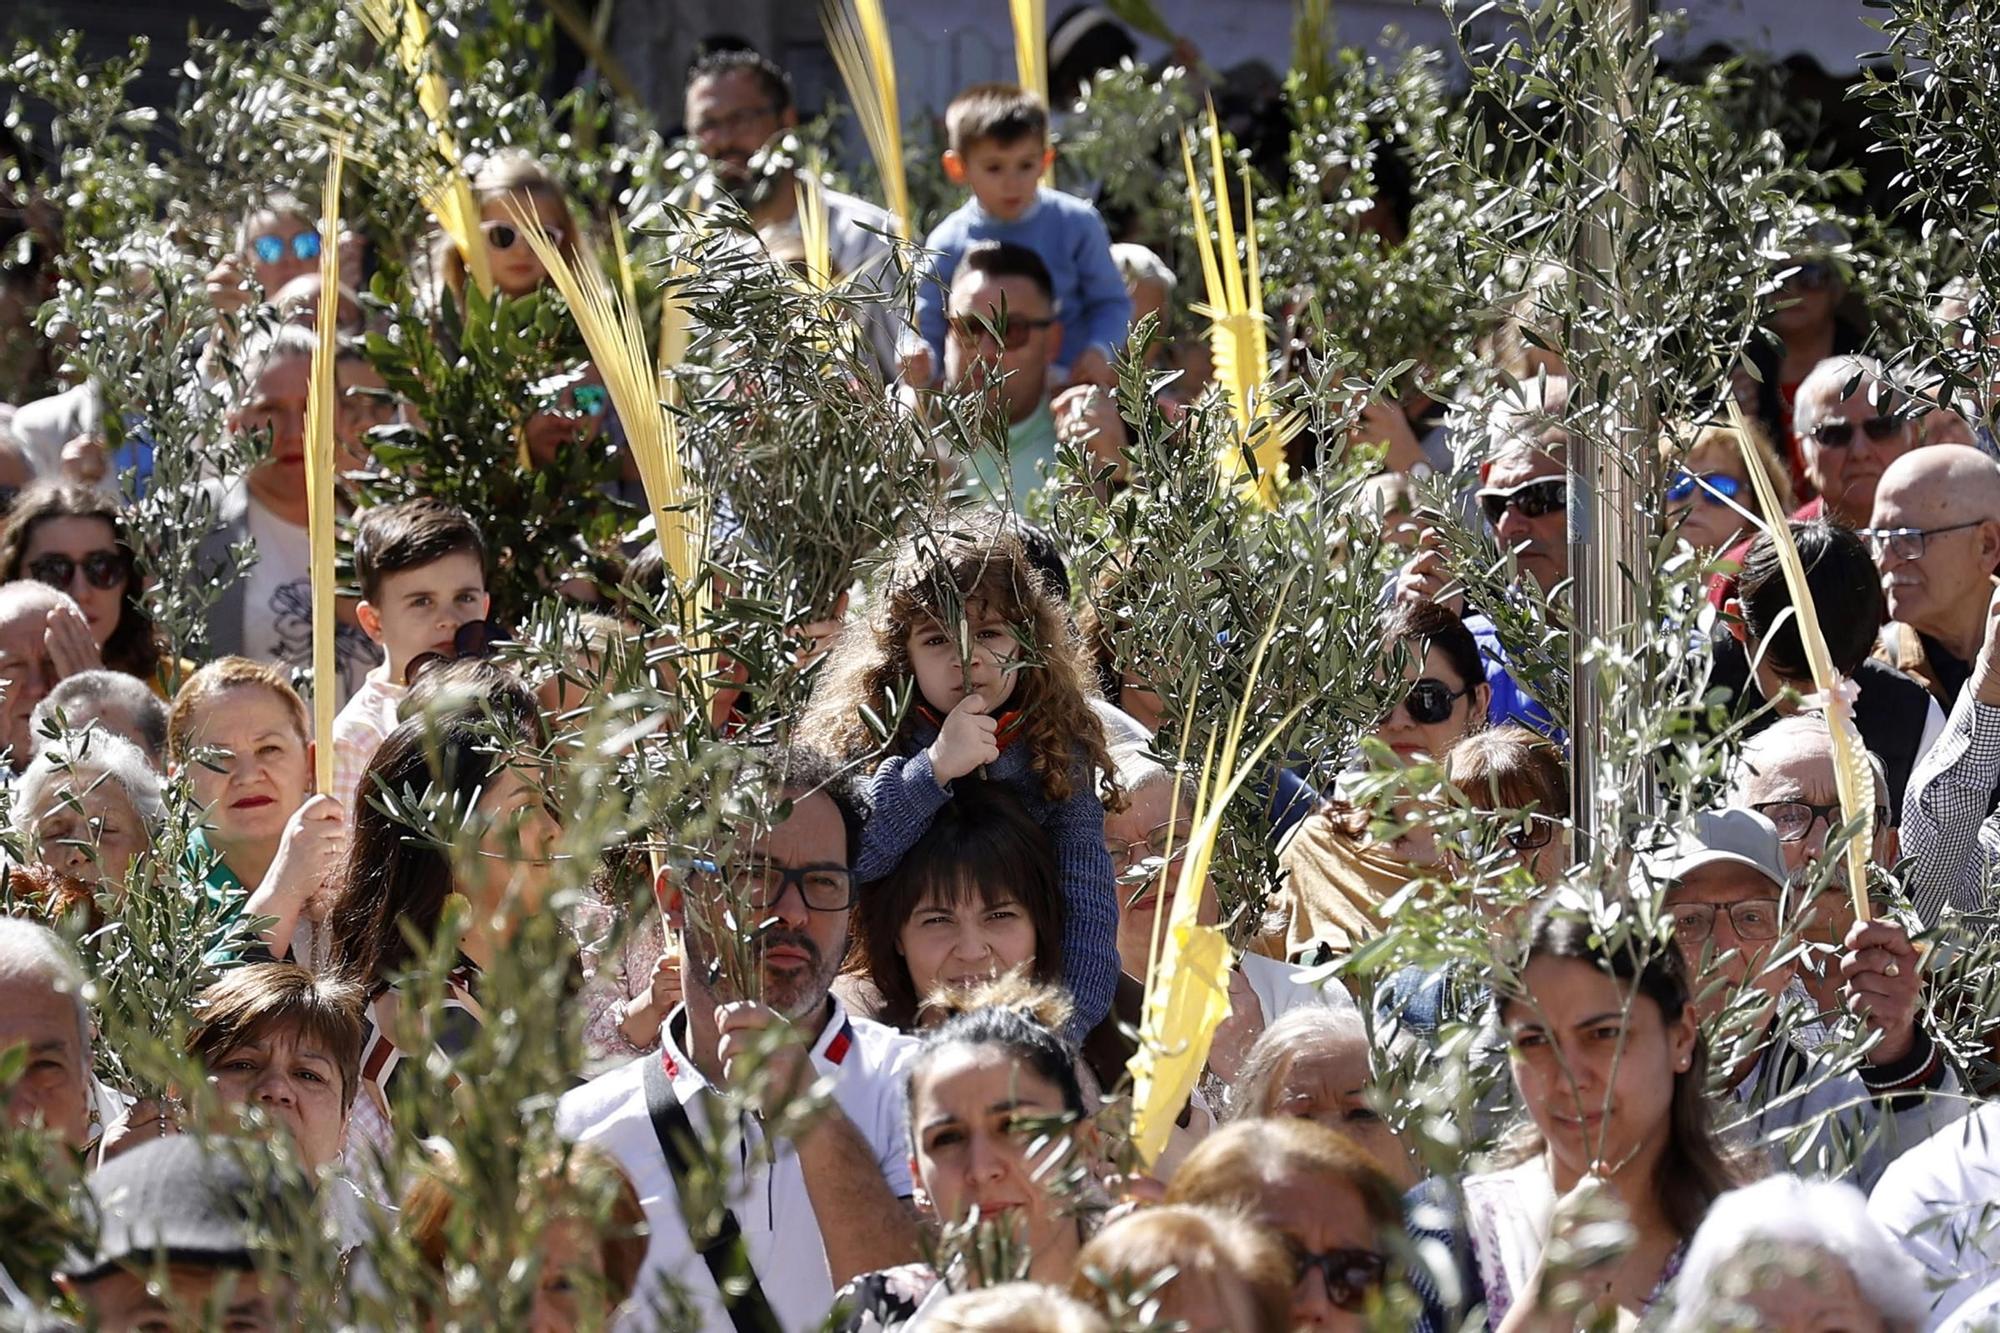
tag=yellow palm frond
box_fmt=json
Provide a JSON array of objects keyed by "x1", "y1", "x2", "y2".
[
  {"x1": 354, "y1": 0, "x2": 492, "y2": 292},
  {"x1": 1727, "y1": 398, "x2": 1875, "y2": 922},
  {"x1": 301, "y1": 143, "x2": 347, "y2": 784},
  {"x1": 820, "y1": 0, "x2": 911, "y2": 238},
  {"x1": 1009, "y1": 0, "x2": 1052, "y2": 184},
  {"x1": 797, "y1": 170, "x2": 833, "y2": 293},
  {"x1": 1181, "y1": 103, "x2": 1284, "y2": 506}
]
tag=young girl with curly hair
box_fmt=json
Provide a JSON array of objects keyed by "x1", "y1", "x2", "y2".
[{"x1": 799, "y1": 515, "x2": 1122, "y2": 1033}]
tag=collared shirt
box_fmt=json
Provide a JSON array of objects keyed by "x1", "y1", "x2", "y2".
[{"x1": 556, "y1": 996, "x2": 917, "y2": 1333}]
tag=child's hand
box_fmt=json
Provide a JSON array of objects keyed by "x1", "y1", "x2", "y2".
[{"x1": 927, "y1": 692, "x2": 1000, "y2": 785}]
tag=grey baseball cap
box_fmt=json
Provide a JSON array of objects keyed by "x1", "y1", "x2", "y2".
[
  {"x1": 64, "y1": 1136, "x2": 272, "y2": 1283},
  {"x1": 1639, "y1": 809, "x2": 1789, "y2": 892}
]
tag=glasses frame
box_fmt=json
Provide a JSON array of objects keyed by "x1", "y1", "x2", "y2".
[
  {"x1": 1290, "y1": 1245, "x2": 1387, "y2": 1312},
  {"x1": 1749, "y1": 798, "x2": 1887, "y2": 843},
  {"x1": 479, "y1": 218, "x2": 568, "y2": 253},
  {"x1": 251, "y1": 230, "x2": 322, "y2": 266},
  {"x1": 1861, "y1": 519, "x2": 1985, "y2": 562},
  {"x1": 689, "y1": 103, "x2": 780, "y2": 141},
  {"x1": 28, "y1": 549, "x2": 129, "y2": 592},
  {"x1": 1401, "y1": 676, "x2": 1471, "y2": 726},
  {"x1": 1665, "y1": 471, "x2": 1743, "y2": 506},
  {"x1": 683, "y1": 856, "x2": 858, "y2": 914},
  {"x1": 1668, "y1": 898, "x2": 1784, "y2": 944},
  {"x1": 1803, "y1": 414, "x2": 1905, "y2": 449},
  {"x1": 947, "y1": 312, "x2": 1056, "y2": 352},
  {"x1": 1477, "y1": 478, "x2": 1567, "y2": 526}
]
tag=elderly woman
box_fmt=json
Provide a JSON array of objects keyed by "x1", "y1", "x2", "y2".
[
  {"x1": 1659, "y1": 419, "x2": 1793, "y2": 558},
  {"x1": 1667, "y1": 1175, "x2": 1927, "y2": 1332},
  {"x1": 1230, "y1": 1006, "x2": 1418, "y2": 1191},
  {"x1": 12, "y1": 729, "x2": 163, "y2": 895}
]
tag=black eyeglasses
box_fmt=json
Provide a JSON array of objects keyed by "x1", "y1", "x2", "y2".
[
  {"x1": 1478, "y1": 478, "x2": 1566, "y2": 526},
  {"x1": 1289, "y1": 1244, "x2": 1386, "y2": 1312},
  {"x1": 1399, "y1": 677, "x2": 1470, "y2": 726},
  {"x1": 1669, "y1": 899, "x2": 1782, "y2": 944},
  {"x1": 28, "y1": 550, "x2": 128, "y2": 591},
  {"x1": 1862, "y1": 520, "x2": 1984, "y2": 563},
  {"x1": 948, "y1": 313, "x2": 1055, "y2": 352},
  {"x1": 684, "y1": 857, "x2": 858, "y2": 913},
  {"x1": 1751, "y1": 798, "x2": 1887, "y2": 843},
  {"x1": 1803, "y1": 415, "x2": 1904, "y2": 449}
]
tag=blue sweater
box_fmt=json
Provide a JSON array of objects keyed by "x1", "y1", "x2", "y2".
[
  {"x1": 917, "y1": 189, "x2": 1132, "y2": 374},
  {"x1": 853, "y1": 725, "x2": 1119, "y2": 1036}
]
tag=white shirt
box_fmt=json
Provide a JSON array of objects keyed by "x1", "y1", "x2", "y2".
[
  {"x1": 242, "y1": 494, "x2": 380, "y2": 719},
  {"x1": 557, "y1": 997, "x2": 917, "y2": 1333},
  {"x1": 1869, "y1": 1100, "x2": 2000, "y2": 1330}
]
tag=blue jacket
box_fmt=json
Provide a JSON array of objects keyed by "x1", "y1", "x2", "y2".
[{"x1": 854, "y1": 724, "x2": 1119, "y2": 1036}]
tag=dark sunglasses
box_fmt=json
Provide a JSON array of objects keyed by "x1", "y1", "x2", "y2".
[
  {"x1": 1782, "y1": 261, "x2": 1835, "y2": 291},
  {"x1": 1400, "y1": 677, "x2": 1470, "y2": 726},
  {"x1": 480, "y1": 219, "x2": 566, "y2": 252},
  {"x1": 1804, "y1": 415, "x2": 1903, "y2": 449},
  {"x1": 28, "y1": 550, "x2": 129, "y2": 591},
  {"x1": 947, "y1": 313, "x2": 1055, "y2": 351},
  {"x1": 251, "y1": 231, "x2": 322, "y2": 265},
  {"x1": 1291, "y1": 1245, "x2": 1387, "y2": 1312},
  {"x1": 1478, "y1": 478, "x2": 1566, "y2": 526},
  {"x1": 1665, "y1": 471, "x2": 1742, "y2": 505}
]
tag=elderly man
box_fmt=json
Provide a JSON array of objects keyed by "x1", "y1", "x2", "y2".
[
  {"x1": 0, "y1": 581, "x2": 90, "y2": 775},
  {"x1": 1652, "y1": 809, "x2": 1960, "y2": 1189},
  {"x1": 0, "y1": 917, "x2": 95, "y2": 1152},
  {"x1": 558, "y1": 748, "x2": 919, "y2": 1332},
  {"x1": 1794, "y1": 354, "x2": 1926, "y2": 528},
  {"x1": 29, "y1": 669, "x2": 169, "y2": 768},
  {"x1": 1868, "y1": 443, "x2": 2000, "y2": 711},
  {"x1": 677, "y1": 48, "x2": 906, "y2": 383},
  {"x1": 1900, "y1": 580, "x2": 2000, "y2": 921}
]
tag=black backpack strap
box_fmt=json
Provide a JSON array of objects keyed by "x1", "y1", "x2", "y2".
[{"x1": 642, "y1": 1054, "x2": 784, "y2": 1333}]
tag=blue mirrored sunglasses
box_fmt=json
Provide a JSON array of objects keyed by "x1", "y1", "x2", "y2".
[
  {"x1": 251, "y1": 231, "x2": 322, "y2": 266},
  {"x1": 1666, "y1": 471, "x2": 1743, "y2": 505}
]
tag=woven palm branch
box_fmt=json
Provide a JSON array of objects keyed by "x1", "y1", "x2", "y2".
[{"x1": 821, "y1": 0, "x2": 912, "y2": 238}]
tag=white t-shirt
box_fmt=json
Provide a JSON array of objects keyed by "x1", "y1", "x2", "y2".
[
  {"x1": 1868, "y1": 1100, "x2": 2000, "y2": 1329},
  {"x1": 242, "y1": 495, "x2": 380, "y2": 719},
  {"x1": 556, "y1": 998, "x2": 917, "y2": 1333}
]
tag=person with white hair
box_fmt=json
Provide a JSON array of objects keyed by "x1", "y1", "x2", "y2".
[
  {"x1": 1670, "y1": 1174, "x2": 1928, "y2": 1332},
  {"x1": 0, "y1": 916, "x2": 94, "y2": 1152},
  {"x1": 1793, "y1": 353, "x2": 1926, "y2": 528},
  {"x1": 11, "y1": 729, "x2": 164, "y2": 889},
  {"x1": 28, "y1": 668, "x2": 169, "y2": 769},
  {"x1": 1110, "y1": 242, "x2": 1176, "y2": 334}
]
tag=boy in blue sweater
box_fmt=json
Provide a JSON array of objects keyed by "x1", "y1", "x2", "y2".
[{"x1": 909, "y1": 83, "x2": 1131, "y2": 389}]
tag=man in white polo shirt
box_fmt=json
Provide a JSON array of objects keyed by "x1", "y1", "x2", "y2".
[{"x1": 558, "y1": 749, "x2": 919, "y2": 1332}]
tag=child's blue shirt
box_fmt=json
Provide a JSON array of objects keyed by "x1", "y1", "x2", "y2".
[
  {"x1": 916, "y1": 188, "x2": 1132, "y2": 376},
  {"x1": 853, "y1": 719, "x2": 1119, "y2": 1037}
]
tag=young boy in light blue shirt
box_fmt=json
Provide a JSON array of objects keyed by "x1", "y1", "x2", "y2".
[{"x1": 910, "y1": 83, "x2": 1131, "y2": 389}]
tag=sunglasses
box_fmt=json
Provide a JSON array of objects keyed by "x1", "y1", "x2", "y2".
[
  {"x1": 1665, "y1": 471, "x2": 1742, "y2": 506},
  {"x1": 1783, "y1": 261, "x2": 1836, "y2": 291},
  {"x1": 28, "y1": 550, "x2": 129, "y2": 591},
  {"x1": 1290, "y1": 1245, "x2": 1387, "y2": 1312},
  {"x1": 1399, "y1": 676, "x2": 1470, "y2": 726},
  {"x1": 480, "y1": 219, "x2": 567, "y2": 252},
  {"x1": 571, "y1": 384, "x2": 609, "y2": 418},
  {"x1": 251, "y1": 231, "x2": 322, "y2": 266},
  {"x1": 1803, "y1": 415, "x2": 1903, "y2": 449},
  {"x1": 947, "y1": 313, "x2": 1055, "y2": 351},
  {"x1": 1478, "y1": 478, "x2": 1566, "y2": 526}
]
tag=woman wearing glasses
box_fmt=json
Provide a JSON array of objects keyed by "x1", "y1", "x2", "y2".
[
  {"x1": 1265, "y1": 598, "x2": 1489, "y2": 966},
  {"x1": 435, "y1": 149, "x2": 584, "y2": 303},
  {"x1": 0, "y1": 480, "x2": 163, "y2": 689},
  {"x1": 1659, "y1": 420, "x2": 1792, "y2": 558},
  {"x1": 1166, "y1": 1117, "x2": 1405, "y2": 1331}
]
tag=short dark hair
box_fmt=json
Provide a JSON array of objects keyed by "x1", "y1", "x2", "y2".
[
  {"x1": 750, "y1": 744, "x2": 864, "y2": 867},
  {"x1": 1739, "y1": 519, "x2": 1883, "y2": 677},
  {"x1": 687, "y1": 47, "x2": 793, "y2": 116},
  {"x1": 945, "y1": 82, "x2": 1049, "y2": 155},
  {"x1": 187, "y1": 964, "x2": 367, "y2": 1113},
  {"x1": 1381, "y1": 597, "x2": 1487, "y2": 692},
  {"x1": 957, "y1": 240, "x2": 1055, "y2": 306},
  {"x1": 352, "y1": 498, "x2": 487, "y2": 603}
]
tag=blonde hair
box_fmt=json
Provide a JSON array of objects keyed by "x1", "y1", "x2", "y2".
[
  {"x1": 1659, "y1": 418, "x2": 1794, "y2": 518},
  {"x1": 924, "y1": 1283, "x2": 1108, "y2": 1333},
  {"x1": 435, "y1": 149, "x2": 583, "y2": 300},
  {"x1": 1068, "y1": 1205, "x2": 1293, "y2": 1333}
]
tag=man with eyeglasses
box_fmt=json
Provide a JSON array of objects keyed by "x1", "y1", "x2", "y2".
[
  {"x1": 1650, "y1": 809, "x2": 1960, "y2": 1189},
  {"x1": 676, "y1": 48, "x2": 907, "y2": 383},
  {"x1": 558, "y1": 747, "x2": 920, "y2": 1332},
  {"x1": 1792, "y1": 355, "x2": 1925, "y2": 529},
  {"x1": 1866, "y1": 444, "x2": 2000, "y2": 711}
]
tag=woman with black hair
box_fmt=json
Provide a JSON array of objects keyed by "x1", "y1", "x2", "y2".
[{"x1": 0, "y1": 480, "x2": 163, "y2": 688}]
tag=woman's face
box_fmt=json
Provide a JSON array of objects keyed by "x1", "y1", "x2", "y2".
[
  {"x1": 1371, "y1": 644, "x2": 1483, "y2": 765},
  {"x1": 1251, "y1": 1174, "x2": 1385, "y2": 1332},
  {"x1": 465, "y1": 763, "x2": 562, "y2": 925},
  {"x1": 1104, "y1": 779, "x2": 1201, "y2": 980},
  {"x1": 482, "y1": 192, "x2": 569, "y2": 298},
  {"x1": 1666, "y1": 448, "x2": 1753, "y2": 555},
  {"x1": 22, "y1": 515, "x2": 128, "y2": 647},
  {"x1": 910, "y1": 1043, "x2": 1079, "y2": 1260},
  {"x1": 1263, "y1": 1040, "x2": 1417, "y2": 1192},
  {"x1": 897, "y1": 885, "x2": 1038, "y2": 1008},
  {"x1": 30, "y1": 773, "x2": 148, "y2": 889},
  {"x1": 204, "y1": 1023, "x2": 348, "y2": 1174},
  {"x1": 1504, "y1": 956, "x2": 1696, "y2": 1186},
  {"x1": 182, "y1": 687, "x2": 312, "y2": 855}
]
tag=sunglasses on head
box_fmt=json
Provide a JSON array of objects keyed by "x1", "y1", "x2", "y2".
[
  {"x1": 1478, "y1": 478, "x2": 1566, "y2": 526},
  {"x1": 1804, "y1": 415, "x2": 1903, "y2": 449},
  {"x1": 251, "y1": 231, "x2": 322, "y2": 266},
  {"x1": 480, "y1": 219, "x2": 566, "y2": 252},
  {"x1": 1400, "y1": 676, "x2": 1470, "y2": 726},
  {"x1": 1291, "y1": 1245, "x2": 1386, "y2": 1312},
  {"x1": 28, "y1": 550, "x2": 129, "y2": 592},
  {"x1": 1665, "y1": 471, "x2": 1743, "y2": 505}
]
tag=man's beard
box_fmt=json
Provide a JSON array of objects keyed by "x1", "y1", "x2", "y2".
[
  {"x1": 683, "y1": 917, "x2": 841, "y2": 1022},
  {"x1": 717, "y1": 161, "x2": 785, "y2": 212}
]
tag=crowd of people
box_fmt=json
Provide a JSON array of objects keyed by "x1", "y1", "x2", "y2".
[{"x1": 4, "y1": 7, "x2": 2000, "y2": 1332}]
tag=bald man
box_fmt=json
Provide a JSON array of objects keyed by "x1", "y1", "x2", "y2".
[
  {"x1": 1868, "y1": 444, "x2": 2000, "y2": 708},
  {"x1": 1795, "y1": 355, "x2": 1926, "y2": 528}
]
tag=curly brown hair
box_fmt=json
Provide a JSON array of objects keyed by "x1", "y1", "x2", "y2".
[{"x1": 797, "y1": 516, "x2": 1121, "y2": 809}]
